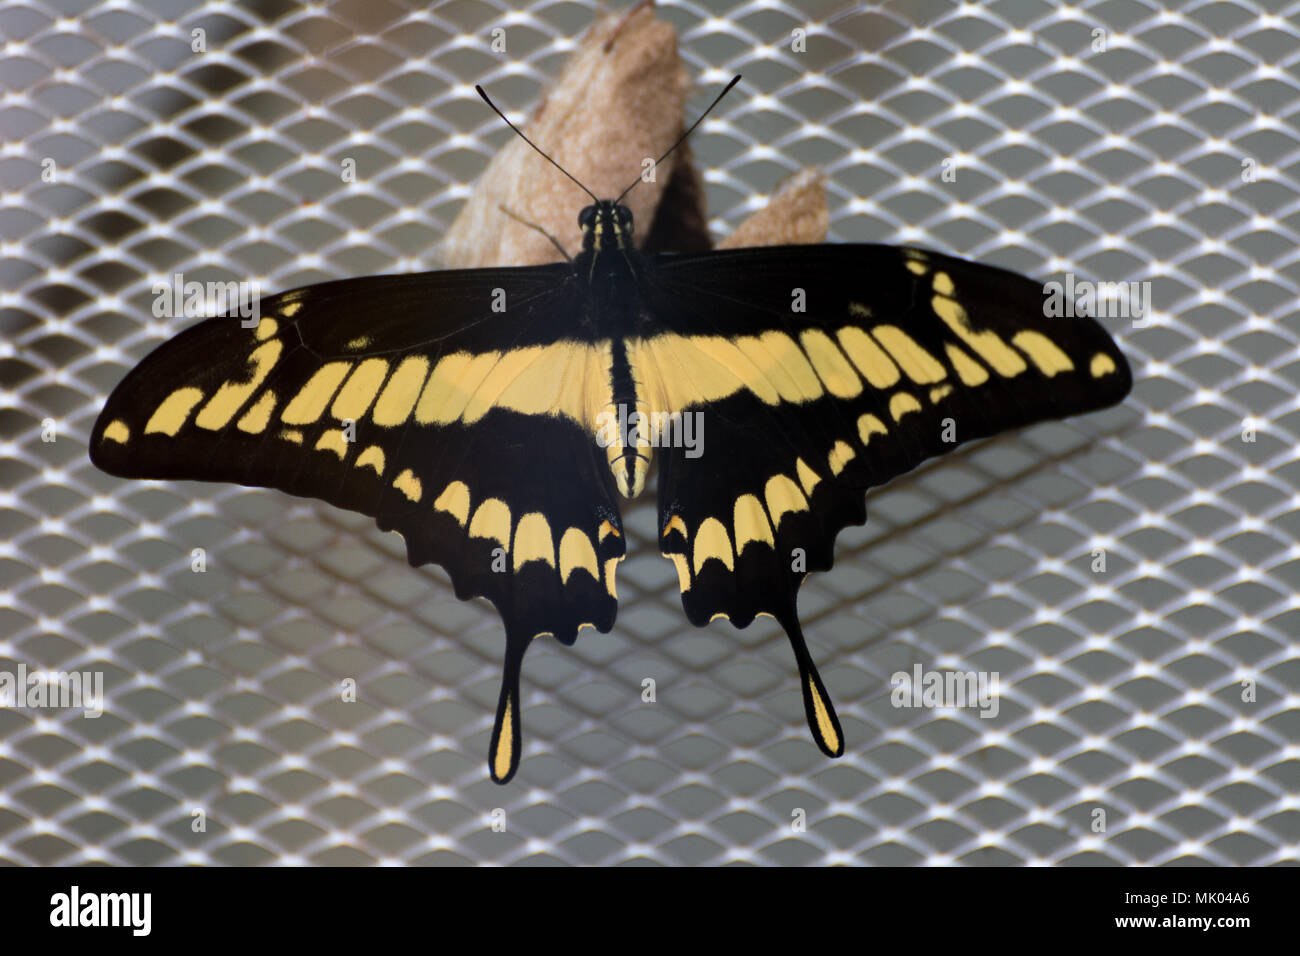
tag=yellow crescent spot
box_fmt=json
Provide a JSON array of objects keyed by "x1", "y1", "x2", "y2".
[
  {"x1": 354, "y1": 445, "x2": 385, "y2": 475},
  {"x1": 692, "y1": 517, "x2": 735, "y2": 573},
  {"x1": 857, "y1": 414, "x2": 887, "y2": 445},
  {"x1": 662, "y1": 514, "x2": 687, "y2": 539},
  {"x1": 889, "y1": 392, "x2": 922, "y2": 421},
  {"x1": 598, "y1": 519, "x2": 621, "y2": 542},
  {"x1": 433, "y1": 480, "x2": 471, "y2": 526},
  {"x1": 929, "y1": 384, "x2": 954, "y2": 403},
  {"x1": 795, "y1": 457, "x2": 821, "y2": 496},
  {"x1": 733, "y1": 493, "x2": 774, "y2": 552},
  {"x1": 102, "y1": 420, "x2": 129, "y2": 444},
  {"x1": 603, "y1": 556, "x2": 621, "y2": 598},
  {"x1": 1090, "y1": 353, "x2": 1117, "y2": 378},
  {"x1": 828, "y1": 440, "x2": 855, "y2": 475},
  {"x1": 559, "y1": 528, "x2": 599, "y2": 584},
  {"x1": 314, "y1": 429, "x2": 348, "y2": 459},
  {"x1": 764, "y1": 474, "x2": 808, "y2": 530},
  {"x1": 469, "y1": 498, "x2": 511, "y2": 546},
  {"x1": 512, "y1": 512, "x2": 555, "y2": 569},
  {"x1": 392, "y1": 468, "x2": 422, "y2": 502}
]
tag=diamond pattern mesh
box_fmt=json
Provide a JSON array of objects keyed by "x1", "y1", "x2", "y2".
[{"x1": 2, "y1": 0, "x2": 1298, "y2": 866}]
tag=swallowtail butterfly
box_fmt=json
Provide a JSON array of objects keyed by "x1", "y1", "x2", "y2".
[{"x1": 91, "y1": 78, "x2": 1132, "y2": 783}]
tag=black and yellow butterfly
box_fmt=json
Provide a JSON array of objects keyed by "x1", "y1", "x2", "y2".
[{"x1": 91, "y1": 82, "x2": 1131, "y2": 783}]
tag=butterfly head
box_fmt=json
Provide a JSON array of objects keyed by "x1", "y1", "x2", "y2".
[{"x1": 579, "y1": 201, "x2": 634, "y2": 253}]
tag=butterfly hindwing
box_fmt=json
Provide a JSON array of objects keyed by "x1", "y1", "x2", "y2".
[
  {"x1": 90, "y1": 267, "x2": 627, "y2": 782},
  {"x1": 641, "y1": 243, "x2": 1132, "y2": 753}
]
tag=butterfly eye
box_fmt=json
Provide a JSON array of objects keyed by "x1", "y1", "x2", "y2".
[
  {"x1": 578, "y1": 206, "x2": 596, "y2": 229},
  {"x1": 616, "y1": 207, "x2": 633, "y2": 229}
]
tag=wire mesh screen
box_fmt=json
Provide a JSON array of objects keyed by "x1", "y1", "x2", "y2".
[{"x1": 2, "y1": 0, "x2": 1298, "y2": 866}]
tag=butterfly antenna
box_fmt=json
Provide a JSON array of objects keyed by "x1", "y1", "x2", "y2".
[
  {"x1": 615, "y1": 73, "x2": 742, "y2": 205},
  {"x1": 475, "y1": 84, "x2": 600, "y2": 205}
]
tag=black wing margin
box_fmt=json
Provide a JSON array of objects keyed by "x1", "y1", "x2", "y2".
[
  {"x1": 644, "y1": 243, "x2": 1132, "y2": 758},
  {"x1": 90, "y1": 266, "x2": 626, "y2": 783}
]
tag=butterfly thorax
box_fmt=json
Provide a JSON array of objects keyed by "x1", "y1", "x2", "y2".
[{"x1": 575, "y1": 201, "x2": 651, "y2": 498}]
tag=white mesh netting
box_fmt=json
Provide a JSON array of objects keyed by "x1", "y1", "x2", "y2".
[{"x1": 1, "y1": 0, "x2": 1298, "y2": 865}]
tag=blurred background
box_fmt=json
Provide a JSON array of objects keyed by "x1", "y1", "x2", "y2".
[{"x1": 1, "y1": 0, "x2": 1297, "y2": 865}]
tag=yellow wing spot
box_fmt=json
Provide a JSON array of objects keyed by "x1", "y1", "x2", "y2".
[
  {"x1": 836, "y1": 326, "x2": 900, "y2": 388},
  {"x1": 493, "y1": 698, "x2": 514, "y2": 782},
  {"x1": 848, "y1": 302, "x2": 873, "y2": 320},
  {"x1": 433, "y1": 481, "x2": 471, "y2": 526},
  {"x1": 559, "y1": 528, "x2": 599, "y2": 583},
  {"x1": 280, "y1": 300, "x2": 303, "y2": 318},
  {"x1": 732, "y1": 331, "x2": 824, "y2": 403},
  {"x1": 808, "y1": 676, "x2": 841, "y2": 754},
  {"x1": 692, "y1": 517, "x2": 735, "y2": 573},
  {"x1": 469, "y1": 498, "x2": 511, "y2": 546},
  {"x1": 764, "y1": 474, "x2": 808, "y2": 529},
  {"x1": 663, "y1": 514, "x2": 688, "y2": 539},
  {"x1": 279, "y1": 429, "x2": 303, "y2": 444},
  {"x1": 281, "y1": 361, "x2": 350, "y2": 425},
  {"x1": 666, "y1": 552, "x2": 691, "y2": 593},
  {"x1": 512, "y1": 512, "x2": 555, "y2": 569},
  {"x1": 371, "y1": 355, "x2": 429, "y2": 427},
  {"x1": 932, "y1": 271, "x2": 955, "y2": 296},
  {"x1": 598, "y1": 519, "x2": 621, "y2": 542},
  {"x1": 945, "y1": 343, "x2": 989, "y2": 386},
  {"x1": 196, "y1": 340, "x2": 284, "y2": 431},
  {"x1": 1012, "y1": 331, "x2": 1074, "y2": 377},
  {"x1": 331, "y1": 358, "x2": 389, "y2": 421},
  {"x1": 858, "y1": 414, "x2": 887, "y2": 445},
  {"x1": 1090, "y1": 352, "x2": 1117, "y2": 378},
  {"x1": 872, "y1": 325, "x2": 946, "y2": 384},
  {"x1": 392, "y1": 469, "x2": 422, "y2": 503},
  {"x1": 932, "y1": 295, "x2": 1027, "y2": 378},
  {"x1": 799, "y1": 329, "x2": 862, "y2": 398},
  {"x1": 795, "y1": 457, "x2": 821, "y2": 496},
  {"x1": 355, "y1": 445, "x2": 385, "y2": 475},
  {"x1": 906, "y1": 259, "x2": 927, "y2": 276},
  {"x1": 345, "y1": 335, "x2": 371, "y2": 351},
  {"x1": 236, "y1": 390, "x2": 276, "y2": 433},
  {"x1": 254, "y1": 317, "x2": 278, "y2": 341},
  {"x1": 603, "y1": 556, "x2": 621, "y2": 598},
  {"x1": 102, "y1": 420, "x2": 129, "y2": 444},
  {"x1": 733, "y1": 493, "x2": 774, "y2": 552},
  {"x1": 632, "y1": 334, "x2": 772, "y2": 411},
  {"x1": 415, "y1": 351, "x2": 499, "y2": 425},
  {"x1": 889, "y1": 392, "x2": 922, "y2": 421},
  {"x1": 929, "y1": 384, "x2": 954, "y2": 403},
  {"x1": 314, "y1": 429, "x2": 348, "y2": 459},
  {"x1": 145, "y1": 387, "x2": 204, "y2": 436},
  {"x1": 828, "y1": 440, "x2": 855, "y2": 475}
]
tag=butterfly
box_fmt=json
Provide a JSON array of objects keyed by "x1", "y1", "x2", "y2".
[{"x1": 90, "y1": 78, "x2": 1132, "y2": 783}]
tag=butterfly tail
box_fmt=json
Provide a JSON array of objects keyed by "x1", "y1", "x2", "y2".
[
  {"x1": 488, "y1": 636, "x2": 531, "y2": 784},
  {"x1": 775, "y1": 606, "x2": 845, "y2": 758}
]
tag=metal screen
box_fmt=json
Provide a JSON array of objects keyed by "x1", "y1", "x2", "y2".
[{"x1": 2, "y1": 0, "x2": 1298, "y2": 866}]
